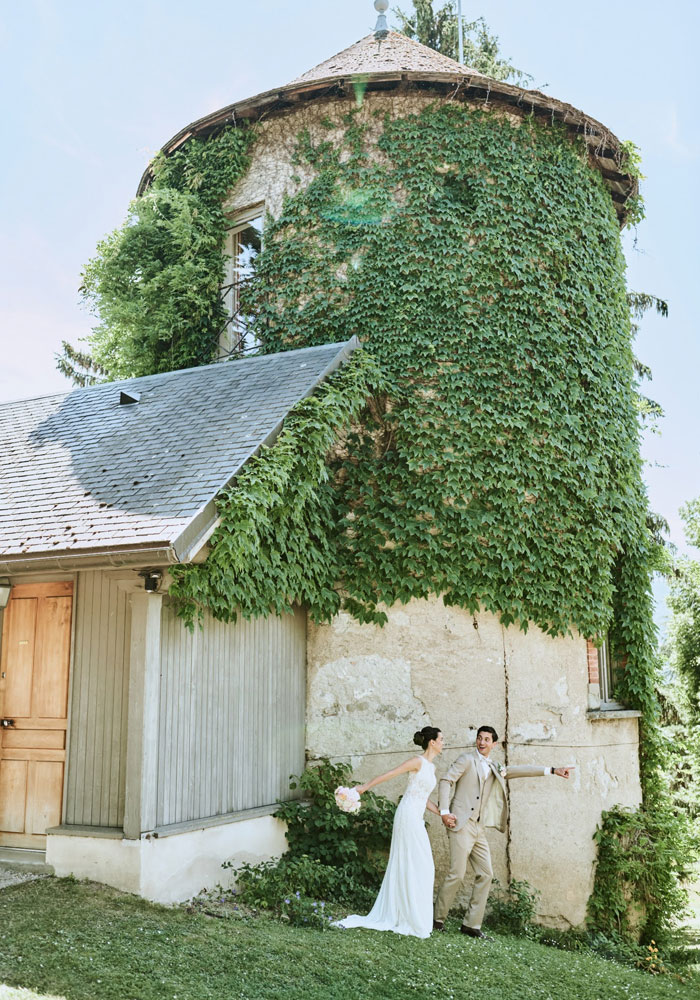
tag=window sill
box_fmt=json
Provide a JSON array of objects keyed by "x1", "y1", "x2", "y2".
[
  {"x1": 587, "y1": 709, "x2": 642, "y2": 721},
  {"x1": 47, "y1": 825, "x2": 123, "y2": 839},
  {"x1": 151, "y1": 803, "x2": 282, "y2": 838}
]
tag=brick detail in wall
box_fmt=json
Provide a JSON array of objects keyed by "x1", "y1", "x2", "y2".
[{"x1": 586, "y1": 639, "x2": 599, "y2": 683}]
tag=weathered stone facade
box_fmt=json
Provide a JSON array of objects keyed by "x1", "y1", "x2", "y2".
[
  {"x1": 223, "y1": 90, "x2": 516, "y2": 220},
  {"x1": 308, "y1": 599, "x2": 641, "y2": 927}
]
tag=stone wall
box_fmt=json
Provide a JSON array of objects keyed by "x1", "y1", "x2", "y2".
[
  {"x1": 226, "y1": 83, "x2": 643, "y2": 929},
  {"x1": 223, "y1": 90, "x2": 520, "y2": 222},
  {"x1": 307, "y1": 597, "x2": 642, "y2": 927}
]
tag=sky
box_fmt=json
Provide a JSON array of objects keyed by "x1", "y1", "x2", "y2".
[{"x1": 1, "y1": 0, "x2": 698, "y2": 621}]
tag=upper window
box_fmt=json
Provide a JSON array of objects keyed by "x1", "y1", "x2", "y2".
[{"x1": 220, "y1": 205, "x2": 263, "y2": 358}]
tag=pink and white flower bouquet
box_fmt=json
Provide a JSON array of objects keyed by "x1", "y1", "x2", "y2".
[{"x1": 334, "y1": 785, "x2": 361, "y2": 814}]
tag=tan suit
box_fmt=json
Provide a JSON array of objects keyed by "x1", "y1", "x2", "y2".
[{"x1": 434, "y1": 750, "x2": 549, "y2": 928}]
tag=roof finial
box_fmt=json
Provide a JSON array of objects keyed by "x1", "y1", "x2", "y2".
[{"x1": 374, "y1": 0, "x2": 389, "y2": 41}]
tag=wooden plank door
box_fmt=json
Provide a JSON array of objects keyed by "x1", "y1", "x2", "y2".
[{"x1": 0, "y1": 582, "x2": 73, "y2": 849}]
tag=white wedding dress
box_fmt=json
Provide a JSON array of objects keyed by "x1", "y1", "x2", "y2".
[{"x1": 336, "y1": 756, "x2": 436, "y2": 938}]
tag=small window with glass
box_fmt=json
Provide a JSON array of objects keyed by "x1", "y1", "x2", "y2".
[
  {"x1": 598, "y1": 636, "x2": 626, "y2": 710},
  {"x1": 220, "y1": 205, "x2": 263, "y2": 357}
]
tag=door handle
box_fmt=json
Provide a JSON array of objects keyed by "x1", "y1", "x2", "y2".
[{"x1": 1, "y1": 718, "x2": 15, "y2": 728}]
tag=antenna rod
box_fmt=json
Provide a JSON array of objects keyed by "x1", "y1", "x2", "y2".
[{"x1": 457, "y1": 0, "x2": 464, "y2": 64}]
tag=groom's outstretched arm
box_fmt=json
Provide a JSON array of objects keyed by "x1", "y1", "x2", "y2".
[
  {"x1": 438, "y1": 752, "x2": 471, "y2": 813},
  {"x1": 505, "y1": 765, "x2": 573, "y2": 780}
]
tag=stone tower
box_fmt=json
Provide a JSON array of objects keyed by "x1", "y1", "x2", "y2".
[{"x1": 143, "y1": 28, "x2": 644, "y2": 926}]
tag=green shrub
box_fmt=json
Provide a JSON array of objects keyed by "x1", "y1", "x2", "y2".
[
  {"x1": 482, "y1": 876, "x2": 689, "y2": 979},
  {"x1": 279, "y1": 892, "x2": 333, "y2": 929},
  {"x1": 273, "y1": 758, "x2": 396, "y2": 887},
  {"x1": 224, "y1": 854, "x2": 375, "y2": 912},
  {"x1": 527, "y1": 924, "x2": 590, "y2": 953},
  {"x1": 529, "y1": 925, "x2": 686, "y2": 979},
  {"x1": 588, "y1": 804, "x2": 696, "y2": 943},
  {"x1": 486, "y1": 878, "x2": 539, "y2": 936},
  {"x1": 221, "y1": 760, "x2": 394, "y2": 929}
]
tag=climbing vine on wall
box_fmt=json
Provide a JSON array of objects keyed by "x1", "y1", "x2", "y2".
[
  {"x1": 78, "y1": 102, "x2": 658, "y2": 711},
  {"x1": 242, "y1": 104, "x2": 648, "y2": 642},
  {"x1": 228, "y1": 102, "x2": 674, "y2": 939},
  {"x1": 61, "y1": 124, "x2": 254, "y2": 382},
  {"x1": 168, "y1": 349, "x2": 385, "y2": 629}
]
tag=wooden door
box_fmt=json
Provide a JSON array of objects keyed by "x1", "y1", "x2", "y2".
[{"x1": 0, "y1": 582, "x2": 73, "y2": 848}]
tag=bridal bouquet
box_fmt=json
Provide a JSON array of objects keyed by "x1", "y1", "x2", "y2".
[{"x1": 334, "y1": 786, "x2": 361, "y2": 814}]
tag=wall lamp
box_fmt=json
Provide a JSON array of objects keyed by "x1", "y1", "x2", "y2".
[
  {"x1": 138, "y1": 570, "x2": 162, "y2": 593},
  {"x1": 0, "y1": 579, "x2": 11, "y2": 608}
]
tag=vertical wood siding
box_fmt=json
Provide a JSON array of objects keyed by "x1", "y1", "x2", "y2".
[
  {"x1": 156, "y1": 602, "x2": 306, "y2": 827},
  {"x1": 64, "y1": 571, "x2": 131, "y2": 828}
]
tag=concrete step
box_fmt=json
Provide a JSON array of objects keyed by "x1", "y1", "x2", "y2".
[{"x1": 0, "y1": 847, "x2": 53, "y2": 873}]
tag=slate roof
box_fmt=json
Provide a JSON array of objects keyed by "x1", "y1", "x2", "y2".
[{"x1": 0, "y1": 340, "x2": 358, "y2": 572}]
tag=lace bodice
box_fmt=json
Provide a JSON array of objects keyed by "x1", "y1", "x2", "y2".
[{"x1": 400, "y1": 757, "x2": 436, "y2": 811}]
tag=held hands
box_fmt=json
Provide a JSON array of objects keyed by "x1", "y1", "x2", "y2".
[{"x1": 441, "y1": 813, "x2": 457, "y2": 829}]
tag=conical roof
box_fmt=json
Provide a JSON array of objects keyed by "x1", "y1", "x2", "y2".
[
  {"x1": 137, "y1": 29, "x2": 636, "y2": 223},
  {"x1": 290, "y1": 30, "x2": 483, "y2": 84}
]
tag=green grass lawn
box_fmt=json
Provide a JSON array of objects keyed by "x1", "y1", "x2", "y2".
[{"x1": 0, "y1": 878, "x2": 695, "y2": 1000}]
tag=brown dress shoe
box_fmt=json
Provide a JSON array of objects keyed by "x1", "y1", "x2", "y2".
[
  {"x1": 432, "y1": 920, "x2": 445, "y2": 931},
  {"x1": 460, "y1": 925, "x2": 493, "y2": 940}
]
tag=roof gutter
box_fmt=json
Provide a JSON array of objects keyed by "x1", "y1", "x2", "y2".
[{"x1": 0, "y1": 545, "x2": 180, "y2": 576}]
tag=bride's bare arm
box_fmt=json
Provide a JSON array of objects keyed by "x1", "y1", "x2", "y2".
[
  {"x1": 425, "y1": 799, "x2": 440, "y2": 816},
  {"x1": 355, "y1": 756, "x2": 422, "y2": 794}
]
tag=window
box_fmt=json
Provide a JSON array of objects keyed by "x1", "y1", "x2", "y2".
[
  {"x1": 220, "y1": 206, "x2": 263, "y2": 358},
  {"x1": 598, "y1": 636, "x2": 626, "y2": 710}
]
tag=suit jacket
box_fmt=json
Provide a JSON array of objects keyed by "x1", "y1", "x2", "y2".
[{"x1": 438, "y1": 750, "x2": 548, "y2": 833}]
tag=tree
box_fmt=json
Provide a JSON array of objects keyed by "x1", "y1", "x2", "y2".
[
  {"x1": 55, "y1": 340, "x2": 107, "y2": 388},
  {"x1": 56, "y1": 126, "x2": 254, "y2": 384},
  {"x1": 628, "y1": 291, "x2": 668, "y2": 432},
  {"x1": 667, "y1": 500, "x2": 700, "y2": 713},
  {"x1": 393, "y1": 1, "x2": 533, "y2": 85}
]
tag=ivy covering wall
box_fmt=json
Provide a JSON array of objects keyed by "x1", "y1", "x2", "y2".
[
  {"x1": 240, "y1": 105, "x2": 649, "y2": 642},
  {"x1": 77, "y1": 101, "x2": 656, "y2": 727},
  {"x1": 168, "y1": 349, "x2": 385, "y2": 629}
]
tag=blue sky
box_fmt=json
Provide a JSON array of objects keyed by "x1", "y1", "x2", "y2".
[{"x1": 1, "y1": 0, "x2": 698, "y2": 608}]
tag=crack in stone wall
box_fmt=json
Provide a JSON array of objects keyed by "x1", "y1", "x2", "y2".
[
  {"x1": 307, "y1": 598, "x2": 642, "y2": 927},
  {"x1": 502, "y1": 623, "x2": 512, "y2": 887}
]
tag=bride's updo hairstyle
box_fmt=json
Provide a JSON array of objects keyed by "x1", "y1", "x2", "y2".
[{"x1": 413, "y1": 726, "x2": 441, "y2": 750}]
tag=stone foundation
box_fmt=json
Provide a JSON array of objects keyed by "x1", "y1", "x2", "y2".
[{"x1": 46, "y1": 813, "x2": 288, "y2": 904}]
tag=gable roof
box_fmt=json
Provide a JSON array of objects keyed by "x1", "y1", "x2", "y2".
[
  {"x1": 136, "y1": 31, "x2": 636, "y2": 222},
  {"x1": 0, "y1": 340, "x2": 358, "y2": 573}
]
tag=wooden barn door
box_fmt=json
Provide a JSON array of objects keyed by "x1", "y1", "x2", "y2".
[{"x1": 0, "y1": 582, "x2": 73, "y2": 849}]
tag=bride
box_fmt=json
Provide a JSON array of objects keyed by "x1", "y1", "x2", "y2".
[{"x1": 335, "y1": 726, "x2": 444, "y2": 939}]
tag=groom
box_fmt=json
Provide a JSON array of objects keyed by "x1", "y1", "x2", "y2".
[{"x1": 433, "y1": 725, "x2": 572, "y2": 939}]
